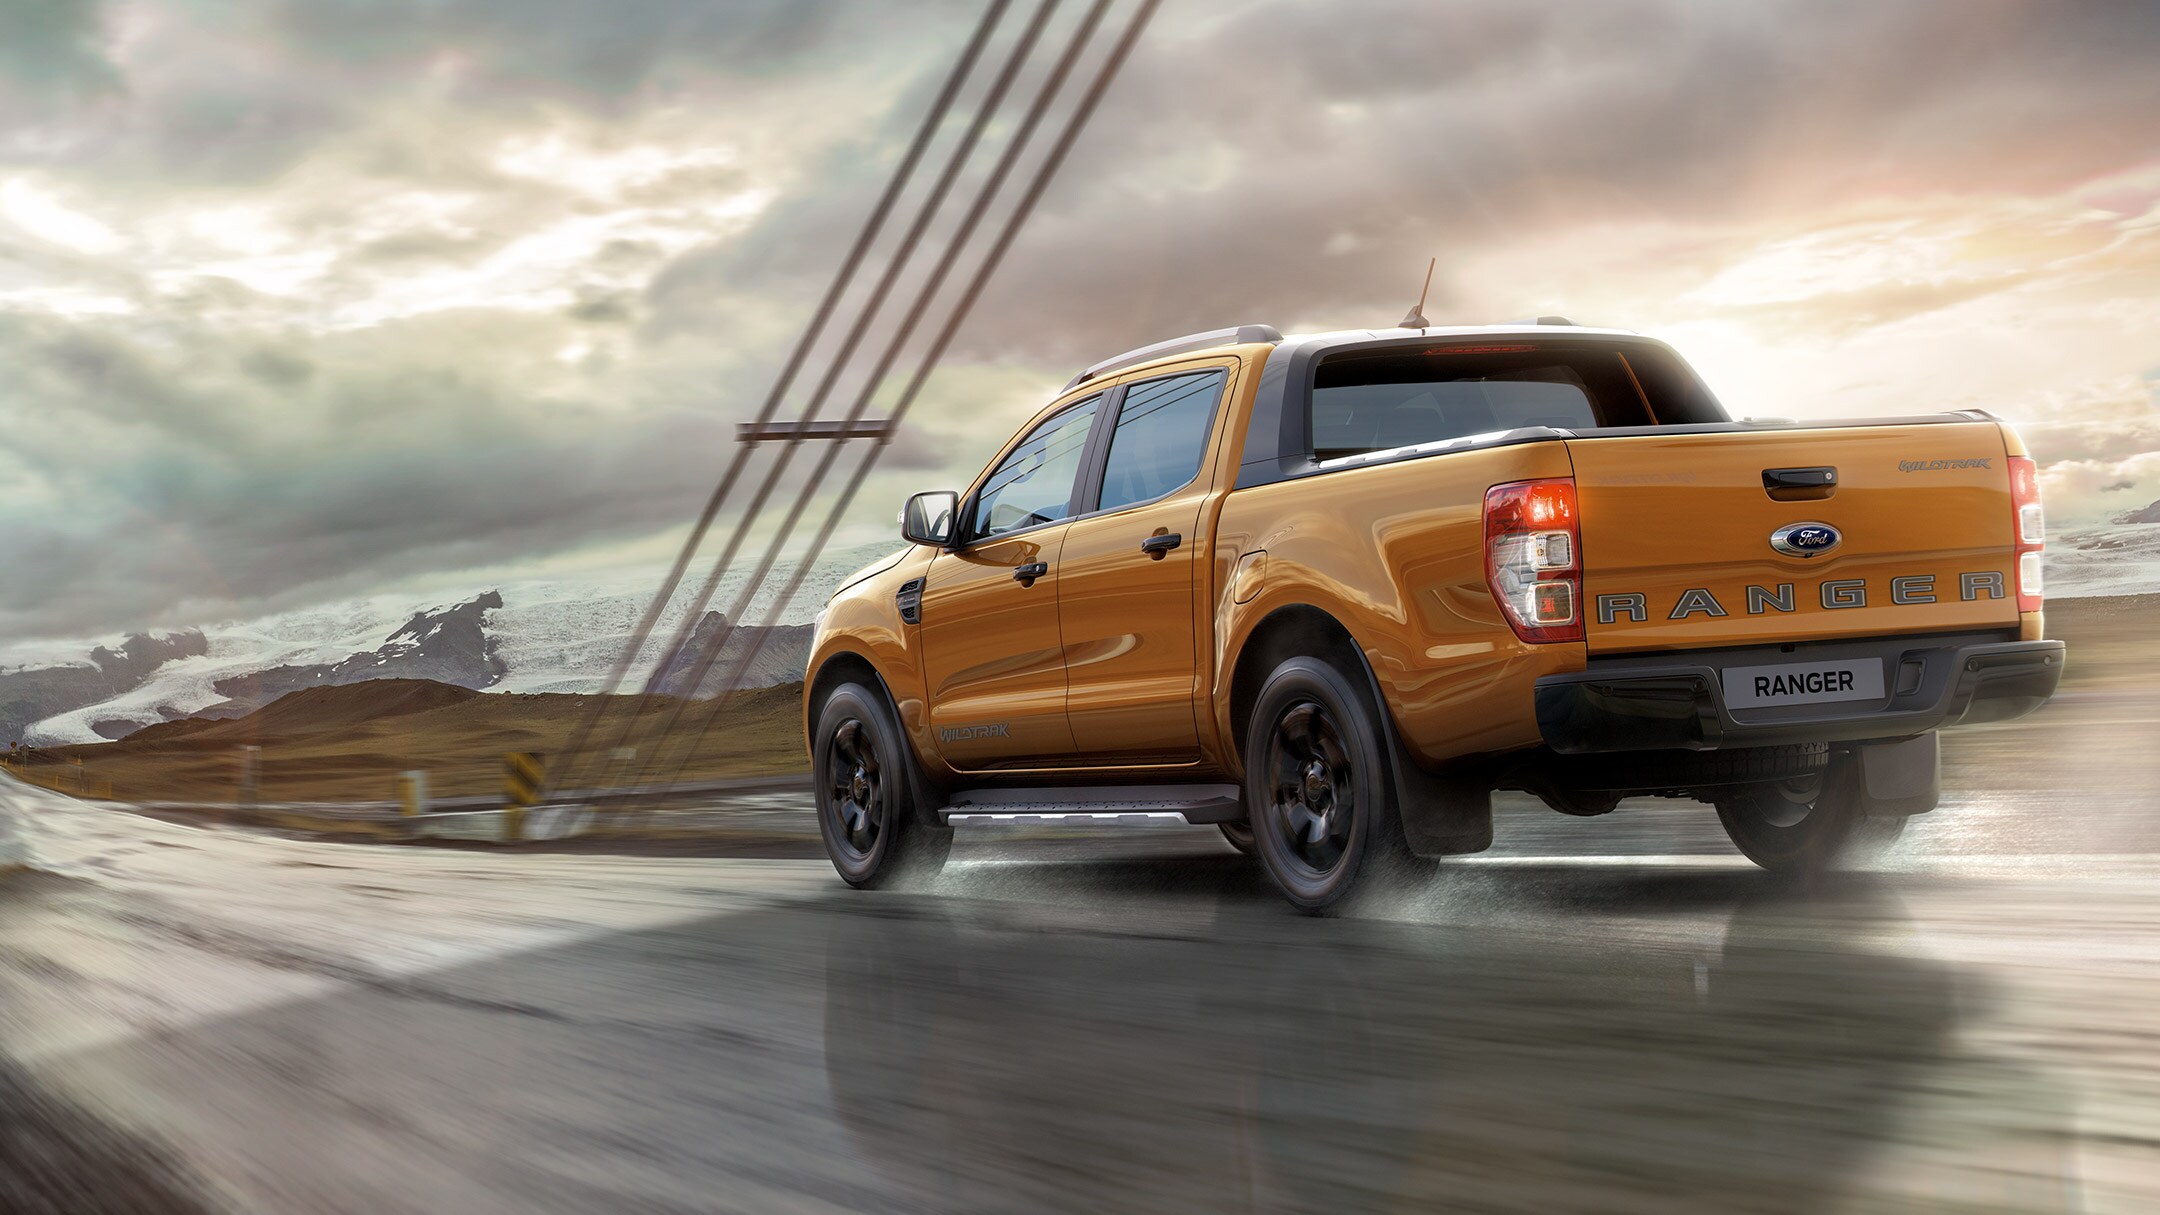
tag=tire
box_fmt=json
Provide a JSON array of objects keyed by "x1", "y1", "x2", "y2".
[
  {"x1": 813, "y1": 682, "x2": 952, "y2": 889},
  {"x1": 1217, "y1": 820, "x2": 1256, "y2": 854},
  {"x1": 1243, "y1": 656, "x2": 1414, "y2": 915},
  {"x1": 1713, "y1": 754, "x2": 1891, "y2": 876},
  {"x1": 1843, "y1": 812, "x2": 1908, "y2": 861}
]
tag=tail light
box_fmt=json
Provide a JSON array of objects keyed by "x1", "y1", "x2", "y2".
[
  {"x1": 1485, "y1": 478, "x2": 1582, "y2": 643},
  {"x1": 2009, "y1": 455, "x2": 2043, "y2": 612}
]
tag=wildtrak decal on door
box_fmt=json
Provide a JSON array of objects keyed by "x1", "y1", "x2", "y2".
[
  {"x1": 939, "y1": 722, "x2": 1012, "y2": 743},
  {"x1": 1594, "y1": 572, "x2": 2008, "y2": 624}
]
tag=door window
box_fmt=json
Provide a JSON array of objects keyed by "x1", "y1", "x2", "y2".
[
  {"x1": 969, "y1": 396, "x2": 1101, "y2": 539},
  {"x1": 1095, "y1": 369, "x2": 1226, "y2": 514}
]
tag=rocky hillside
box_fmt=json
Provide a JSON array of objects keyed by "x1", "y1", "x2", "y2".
[
  {"x1": 650, "y1": 611, "x2": 814, "y2": 698},
  {"x1": 201, "y1": 592, "x2": 510, "y2": 720},
  {"x1": 31, "y1": 676, "x2": 807, "y2": 803}
]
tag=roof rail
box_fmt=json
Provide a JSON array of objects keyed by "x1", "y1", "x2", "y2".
[{"x1": 1064, "y1": 324, "x2": 1282, "y2": 390}]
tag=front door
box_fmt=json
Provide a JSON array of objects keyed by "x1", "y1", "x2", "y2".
[
  {"x1": 1057, "y1": 367, "x2": 1229, "y2": 764},
  {"x1": 918, "y1": 395, "x2": 1102, "y2": 771}
]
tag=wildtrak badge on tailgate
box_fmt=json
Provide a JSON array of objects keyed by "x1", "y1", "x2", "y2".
[
  {"x1": 1899, "y1": 457, "x2": 1993, "y2": 472},
  {"x1": 1595, "y1": 571, "x2": 2007, "y2": 623}
]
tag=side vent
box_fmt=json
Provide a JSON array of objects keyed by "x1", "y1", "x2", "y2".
[{"x1": 896, "y1": 577, "x2": 925, "y2": 625}]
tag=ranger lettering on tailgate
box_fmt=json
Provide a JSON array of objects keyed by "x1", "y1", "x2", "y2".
[{"x1": 1596, "y1": 571, "x2": 2007, "y2": 623}]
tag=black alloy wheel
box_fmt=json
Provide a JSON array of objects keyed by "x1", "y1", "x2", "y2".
[
  {"x1": 1243, "y1": 656, "x2": 1415, "y2": 914},
  {"x1": 814, "y1": 682, "x2": 950, "y2": 888},
  {"x1": 826, "y1": 718, "x2": 885, "y2": 862},
  {"x1": 1265, "y1": 701, "x2": 1357, "y2": 876}
]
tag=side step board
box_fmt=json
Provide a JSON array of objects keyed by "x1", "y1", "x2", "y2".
[{"x1": 942, "y1": 783, "x2": 1243, "y2": 826}]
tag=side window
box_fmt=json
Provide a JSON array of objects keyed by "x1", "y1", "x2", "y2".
[
  {"x1": 969, "y1": 396, "x2": 1101, "y2": 539},
  {"x1": 1095, "y1": 369, "x2": 1227, "y2": 514}
]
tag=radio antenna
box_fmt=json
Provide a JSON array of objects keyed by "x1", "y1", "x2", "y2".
[{"x1": 1398, "y1": 256, "x2": 1435, "y2": 328}]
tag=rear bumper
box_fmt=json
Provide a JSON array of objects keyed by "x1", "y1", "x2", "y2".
[{"x1": 1535, "y1": 638, "x2": 2063, "y2": 754}]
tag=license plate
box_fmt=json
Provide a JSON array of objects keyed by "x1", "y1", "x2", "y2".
[{"x1": 1721, "y1": 658, "x2": 1885, "y2": 710}]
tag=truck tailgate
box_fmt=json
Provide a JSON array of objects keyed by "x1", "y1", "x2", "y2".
[{"x1": 1566, "y1": 421, "x2": 2019, "y2": 654}]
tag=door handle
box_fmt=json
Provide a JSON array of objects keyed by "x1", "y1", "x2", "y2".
[
  {"x1": 1763, "y1": 466, "x2": 1837, "y2": 501},
  {"x1": 1012, "y1": 561, "x2": 1049, "y2": 586},
  {"x1": 1139, "y1": 533, "x2": 1182, "y2": 559}
]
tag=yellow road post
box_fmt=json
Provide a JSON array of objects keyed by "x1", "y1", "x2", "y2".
[
  {"x1": 503, "y1": 752, "x2": 543, "y2": 842},
  {"x1": 399, "y1": 770, "x2": 429, "y2": 818}
]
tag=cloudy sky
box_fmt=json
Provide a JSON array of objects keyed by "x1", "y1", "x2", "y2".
[{"x1": 3, "y1": 0, "x2": 2158, "y2": 641}]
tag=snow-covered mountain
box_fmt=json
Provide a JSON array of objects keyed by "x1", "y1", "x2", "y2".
[
  {"x1": 0, "y1": 630, "x2": 209, "y2": 747},
  {"x1": 16, "y1": 542, "x2": 898, "y2": 745}
]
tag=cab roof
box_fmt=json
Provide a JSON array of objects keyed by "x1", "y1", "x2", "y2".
[{"x1": 1064, "y1": 319, "x2": 1643, "y2": 391}]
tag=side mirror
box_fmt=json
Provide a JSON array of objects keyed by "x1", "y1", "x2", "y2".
[{"x1": 900, "y1": 490, "x2": 959, "y2": 547}]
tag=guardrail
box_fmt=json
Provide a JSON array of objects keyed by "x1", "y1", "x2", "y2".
[{"x1": 0, "y1": 757, "x2": 111, "y2": 799}]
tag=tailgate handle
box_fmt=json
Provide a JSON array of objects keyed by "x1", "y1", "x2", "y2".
[{"x1": 1763, "y1": 466, "x2": 1837, "y2": 501}]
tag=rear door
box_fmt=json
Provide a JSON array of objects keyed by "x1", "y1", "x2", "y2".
[
  {"x1": 1056, "y1": 366, "x2": 1230, "y2": 764},
  {"x1": 919, "y1": 396, "x2": 1102, "y2": 770},
  {"x1": 1567, "y1": 421, "x2": 2019, "y2": 654}
]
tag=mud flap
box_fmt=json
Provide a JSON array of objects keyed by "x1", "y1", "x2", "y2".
[
  {"x1": 1856, "y1": 733, "x2": 1940, "y2": 817},
  {"x1": 1349, "y1": 656, "x2": 1493, "y2": 856},
  {"x1": 1391, "y1": 755, "x2": 1496, "y2": 857}
]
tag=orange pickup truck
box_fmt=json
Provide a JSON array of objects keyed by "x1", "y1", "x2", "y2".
[{"x1": 804, "y1": 321, "x2": 2063, "y2": 912}]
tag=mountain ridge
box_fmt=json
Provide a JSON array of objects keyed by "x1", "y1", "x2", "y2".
[{"x1": 16, "y1": 540, "x2": 894, "y2": 745}]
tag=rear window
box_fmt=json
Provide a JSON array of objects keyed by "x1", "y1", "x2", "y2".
[{"x1": 1308, "y1": 342, "x2": 1723, "y2": 460}]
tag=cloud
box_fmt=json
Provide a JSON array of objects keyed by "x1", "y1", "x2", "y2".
[
  {"x1": 264, "y1": 0, "x2": 872, "y2": 98},
  {"x1": 0, "y1": 0, "x2": 119, "y2": 110},
  {"x1": 0, "y1": 299, "x2": 850, "y2": 630},
  {"x1": 2041, "y1": 451, "x2": 2160, "y2": 521},
  {"x1": 935, "y1": 0, "x2": 2160, "y2": 361}
]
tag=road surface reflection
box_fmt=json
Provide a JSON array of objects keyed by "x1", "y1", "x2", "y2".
[
  {"x1": 3, "y1": 850, "x2": 2082, "y2": 1213},
  {"x1": 824, "y1": 862, "x2": 2076, "y2": 1212}
]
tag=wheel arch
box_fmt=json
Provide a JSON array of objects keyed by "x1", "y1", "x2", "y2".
[
  {"x1": 806, "y1": 649, "x2": 948, "y2": 820},
  {"x1": 806, "y1": 650, "x2": 888, "y2": 732},
  {"x1": 1227, "y1": 604, "x2": 1377, "y2": 767}
]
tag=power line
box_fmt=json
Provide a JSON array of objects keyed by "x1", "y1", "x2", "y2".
[
  {"x1": 581, "y1": 0, "x2": 1068, "y2": 792},
  {"x1": 545, "y1": 0, "x2": 1011, "y2": 795},
  {"x1": 621, "y1": 0, "x2": 1124, "y2": 792},
  {"x1": 644, "y1": 0, "x2": 1164, "y2": 798}
]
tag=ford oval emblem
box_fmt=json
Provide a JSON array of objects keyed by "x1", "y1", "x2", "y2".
[{"x1": 1770, "y1": 521, "x2": 1842, "y2": 558}]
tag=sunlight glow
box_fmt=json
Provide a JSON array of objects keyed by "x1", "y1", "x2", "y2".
[{"x1": 0, "y1": 178, "x2": 122, "y2": 254}]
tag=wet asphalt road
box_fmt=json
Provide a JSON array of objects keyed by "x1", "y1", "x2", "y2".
[{"x1": 2, "y1": 685, "x2": 2158, "y2": 1213}]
